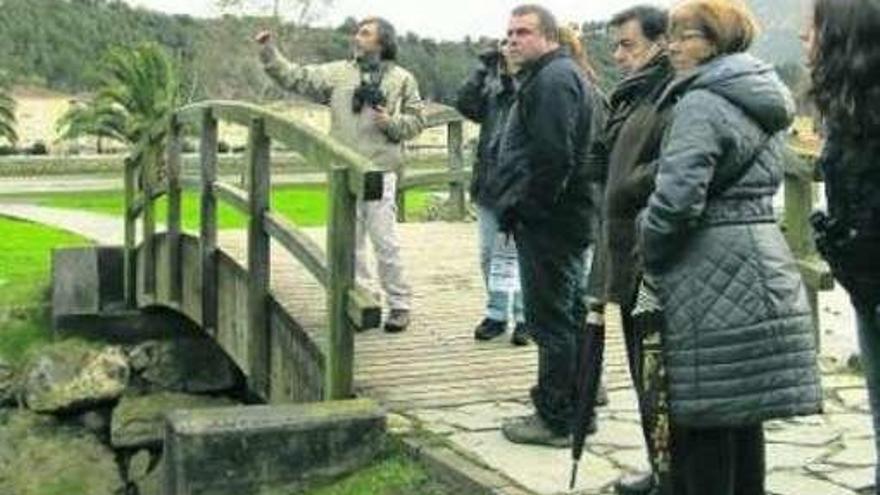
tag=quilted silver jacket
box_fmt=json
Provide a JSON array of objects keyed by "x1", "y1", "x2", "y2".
[{"x1": 638, "y1": 53, "x2": 822, "y2": 426}]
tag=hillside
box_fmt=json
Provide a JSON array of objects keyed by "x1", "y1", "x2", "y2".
[
  {"x1": 748, "y1": 0, "x2": 808, "y2": 64},
  {"x1": 0, "y1": 0, "x2": 619, "y2": 104}
]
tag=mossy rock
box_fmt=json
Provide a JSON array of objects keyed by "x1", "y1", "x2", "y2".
[
  {"x1": 111, "y1": 392, "x2": 238, "y2": 448},
  {"x1": 22, "y1": 340, "x2": 129, "y2": 413},
  {"x1": 0, "y1": 409, "x2": 124, "y2": 495}
]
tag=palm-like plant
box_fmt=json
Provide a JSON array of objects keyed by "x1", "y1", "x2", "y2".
[
  {"x1": 57, "y1": 42, "x2": 182, "y2": 151},
  {"x1": 0, "y1": 81, "x2": 17, "y2": 146}
]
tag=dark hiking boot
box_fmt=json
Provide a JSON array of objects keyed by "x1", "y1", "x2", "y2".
[
  {"x1": 474, "y1": 318, "x2": 506, "y2": 340},
  {"x1": 384, "y1": 309, "x2": 410, "y2": 333},
  {"x1": 614, "y1": 471, "x2": 656, "y2": 495},
  {"x1": 511, "y1": 322, "x2": 531, "y2": 346},
  {"x1": 501, "y1": 414, "x2": 572, "y2": 448}
]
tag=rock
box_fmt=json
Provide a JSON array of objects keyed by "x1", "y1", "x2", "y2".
[
  {"x1": 76, "y1": 407, "x2": 112, "y2": 439},
  {"x1": 137, "y1": 460, "x2": 163, "y2": 495},
  {"x1": 127, "y1": 449, "x2": 156, "y2": 483},
  {"x1": 111, "y1": 392, "x2": 238, "y2": 448},
  {"x1": 0, "y1": 358, "x2": 17, "y2": 406},
  {"x1": 125, "y1": 450, "x2": 163, "y2": 495},
  {"x1": 0, "y1": 409, "x2": 125, "y2": 495},
  {"x1": 128, "y1": 338, "x2": 240, "y2": 394},
  {"x1": 23, "y1": 342, "x2": 129, "y2": 413}
]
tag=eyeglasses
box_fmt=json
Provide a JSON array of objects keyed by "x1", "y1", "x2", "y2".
[{"x1": 669, "y1": 29, "x2": 707, "y2": 43}]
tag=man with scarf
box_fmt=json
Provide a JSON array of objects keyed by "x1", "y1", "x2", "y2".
[
  {"x1": 256, "y1": 17, "x2": 424, "y2": 333},
  {"x1": 591, "y1": 6, "x2": 674, "y2": 495}
]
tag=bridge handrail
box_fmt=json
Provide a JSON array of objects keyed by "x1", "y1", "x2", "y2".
[
  {"x1": 123, "y1": 100, "x2": 469, "y2": 400},
  {"x1": 783, "y1": 143, "x2": 833, "y2": 348}
]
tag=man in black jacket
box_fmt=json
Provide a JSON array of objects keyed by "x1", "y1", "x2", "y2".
[
  {"x1": 455, "y1": 41, "x2": 530, "y2": 346},
  {"x1": 493, "y1": 4, "x2": 597, "y2": 447},
  {"x1": 595, "y1": 6, "x2": 673, "y2": 495}
]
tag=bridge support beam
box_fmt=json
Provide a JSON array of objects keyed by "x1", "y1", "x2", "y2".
[
  {"x1": 247, "y1": 117, "x2": 272, "y2": 398},
  {"x1": 326, "y1": 166, "x2": 356, "y2": 399}
]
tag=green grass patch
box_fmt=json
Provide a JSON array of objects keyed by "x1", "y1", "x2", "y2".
[
  {"x1": 0, "y1": 216, "x2": 93, "y2": 365},
  {"x1": 29, "y1": 184, "x2": 439, "y2": 229},
  {"x1": 0, "y1": 216, "x2": 92, "y2": 308},
  {"x1": 263, "y1": 454, "x2": 454, "y2": 495}
]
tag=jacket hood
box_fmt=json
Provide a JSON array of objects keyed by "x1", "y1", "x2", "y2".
[{"x1": 666, "y1": 53, "x2": 795, "y2": 134}]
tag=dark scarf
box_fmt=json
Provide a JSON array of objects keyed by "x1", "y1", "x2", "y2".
[{"x1": 605, "y1": 54, "x2": 673, "y2": 147}]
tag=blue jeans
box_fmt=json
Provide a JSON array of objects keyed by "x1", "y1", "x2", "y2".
[
  {"x1": 856, "y1": 302, "x2": 880, "y2": 494},
  {"x1": 476, "y1": 205, "x2": 524, "y2": 323}
]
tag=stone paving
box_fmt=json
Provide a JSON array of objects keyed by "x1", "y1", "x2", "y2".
[
  {"x1": 390, "y1": 346, "x2": 876, "y2": 494},
  {"x1": 0, "y1": 203, "x2": 875, "y2": 495}
]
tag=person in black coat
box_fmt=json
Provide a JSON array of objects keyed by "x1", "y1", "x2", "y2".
[
  {"x1": 492, "y1": 4, "x2": 599, "y2": 447},
  {"x1": 455, "y1": 40, "x2": 530, "y2": 346},
  {"x1": 807, "y1": 1, "x2": 880, "y2": 491},
  {"x1": 593, "y1": 7, "x2": 674, "y2": 495}
]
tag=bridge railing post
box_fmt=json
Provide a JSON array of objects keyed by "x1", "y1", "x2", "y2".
[
  {"x1": 326, "y1": 166, "x2": 357, "y2": 400},
  {"x1": 123, "y1": 157, "x2": 137, "y2": 308},
  {"x1": 199, "y1": 109, "x2": 219, "y2": 336},
  {"x1": 447, "y1": 120, "x2": 466, "y2": 220},
  {"x1": 166, "y1": 115, "x2": 184, "y2": 306},
  {"x1": 247, "y1": 117, "x2": 272, "y2": 398},
  {"x1": 142, "y1": 149, "x2": 157, "y2": 301},
  {"x1": 784, "y1": 151, "x2": 821, "y2": 349}
]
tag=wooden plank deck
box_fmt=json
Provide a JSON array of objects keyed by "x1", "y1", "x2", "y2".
[{"x1": 218, "y1": 222, "x2": 630, "y2": 412}]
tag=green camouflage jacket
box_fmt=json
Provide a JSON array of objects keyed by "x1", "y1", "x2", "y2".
[{"x1": 262, "y1": 46, "x2": 426, "y2": 171}]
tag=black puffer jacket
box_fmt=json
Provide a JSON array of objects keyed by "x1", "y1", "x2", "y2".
[
  {"x1": 489, "y1": 48, "x2": 597, "y2": 249},
  {"x1": 817, "y1": 127, "x2": 880, "y2": 310},
  {"x1": 638, "y1": 53, "x2": 823, "y2": 427},
  {"x1": 455, "y1": 63, "x2": 516, "y2": 208}
]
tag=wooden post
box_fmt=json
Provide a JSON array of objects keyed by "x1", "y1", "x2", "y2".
[
  {"x1": 200, "y1": 109, "x2": 219, "y2": 335},
  {"x1": 247, "y1": 117, "x2": 272, "y2": 397},
  {"x1": 784, "y1": 153, "x2": 820, "y2": 348},
  {"x1": 396, "y1": 183, "x2": 407, "y2": 223},
  {"x1": 447, "y1": 120, "x2": 466, "y2": 220},
  {"x1": 123, "y1": 157, "x2": 137, "y2": 308},
  {"x1": 166, "y1": 115, "x2": 183, "y2": 305},
  {"x1": 142, "y1": 149, "x2": 157, "y2": 299},
  {"x1": 326, "y1": 166, "x2": 357, "y2": 400}
]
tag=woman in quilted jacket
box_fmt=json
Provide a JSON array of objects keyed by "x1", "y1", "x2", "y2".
[
  {"x1": 806, "y1": 1, "x2": 880, "y2": 492},
  {"x1": 636, "y1": 0, "x2": 823, "y2": 493}
]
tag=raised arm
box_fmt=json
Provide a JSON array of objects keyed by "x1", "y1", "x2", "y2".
[{"x1": 258, "y1": 37, "x2": 335, "y2": 105}]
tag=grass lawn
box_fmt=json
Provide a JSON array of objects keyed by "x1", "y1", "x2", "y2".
[
  {"x1": 27, "y1": 184, "x2": 440, "y2": 229},
  {"x1": 0, "y1": 216, "x2": 93, "y2": 365},
  {"x1": 269, "y1": 454, "x2": 453, "y2": 495}
]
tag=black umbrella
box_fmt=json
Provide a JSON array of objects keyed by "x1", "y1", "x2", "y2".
[{"x1": 569, "y1": 303, "x2": 606, "y2": 490}]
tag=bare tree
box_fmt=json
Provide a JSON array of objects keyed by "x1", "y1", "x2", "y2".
[{"x1": 216, "y1": 0, "x2": 335, "y2": 25}]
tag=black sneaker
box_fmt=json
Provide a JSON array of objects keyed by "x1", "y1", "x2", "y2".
[
  {"x1": 474, "y1": 318, "x2": 506, "y2": 340},
  {"x1": 511, "y1": 322, "x2": 531, "y2": 346}
]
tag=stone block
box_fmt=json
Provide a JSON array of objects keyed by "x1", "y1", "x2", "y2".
[
  {"x1": 164, "y1": 399, "x2": 386, "y2": 495},
  {"x1": 52, "y1": 247, "x2": 101, "y2": 318},
  {"x1": 112, "y1": 392, "x2": 239, "y2": 448}
]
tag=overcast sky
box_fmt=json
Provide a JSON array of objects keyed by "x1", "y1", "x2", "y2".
[{"x1": 127, "y1": 0, "x2": 675, "y2": 41}]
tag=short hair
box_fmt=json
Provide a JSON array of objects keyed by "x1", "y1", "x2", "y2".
[
  {"x1": 511, "y1": 4, "x2": 559, "y2": 43},
  {"x1": 670, "y1": 0, "x2": 759, "y2": 54},
  {"x1": 610, "y1": 5, "x2": 669, "y2": 42},
  {"x1": 358, "y1": 17, "x2": 398, "y2": 61}
]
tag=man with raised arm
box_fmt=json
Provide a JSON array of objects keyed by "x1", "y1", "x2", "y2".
[{"x1": 256, "y1": 17, "x2": 425, "y2": 332}]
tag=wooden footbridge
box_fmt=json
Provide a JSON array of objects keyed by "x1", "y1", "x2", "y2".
[{"x1": 8, "y1": 100, "x2": 833, "y2": 413}]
